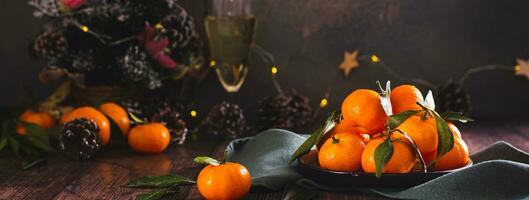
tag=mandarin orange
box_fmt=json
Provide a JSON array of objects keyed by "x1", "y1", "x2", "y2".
[
  {"x1": 361, "y1": 137, "x2": 417, "y2": 173},
  {"x1": 390, "y1": 85, "x2": 424, "y2": 114},
  {"x1": 197, "y1": 162, "x2": 251, "y2": 200},
  {"x1": 318, "y1": 133, "x2": 365, "y2": 172},
  {"x1": 341, "y1": 89, "x2": 388, "y2": 135},
  {"x1": 99, "y1": 102, "x2": 131, "y2": 136},
  {"x1": 128, "y1": 123, "x2": 170, "y2": 154},
  {"x1": 394, "y1": 115, "x2": 438, "y2": 154},
  {"x1": 16, "y1": 110, "x2": 55, "y2": 135}
]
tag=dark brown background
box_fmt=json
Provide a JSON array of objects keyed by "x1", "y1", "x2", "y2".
[{"x1": 1, "y1": 0, "x2": 529, "y2": 123}]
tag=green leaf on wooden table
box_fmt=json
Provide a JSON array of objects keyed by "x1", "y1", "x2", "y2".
[
  {"x1": 440, "y1": 111, "x2": 474, "y2": 123},
  {"x1": 21, "y1": 122, "x2": 54, "y2": 152},
  {"x1": 289, "y1": 111, "x2": 338, "y2": 164},
  {"x1": 21, "y1": 157, "x2": 46, "y2": 170},
  {"x1": 433, "y1": 111, "x2": 455, "y2": 159},
  {"x1": 385, "y1": 110, "x2": 420, "y2": 130},
  {"x1": 374, "y1": 137, "x2": 394, "y2": 178},
  {"x1": 136, "y1": 189, "x2": 178, "y2": 200},
  {"x1": 194, "y1": 156, "x2": 221, "y2": 166},
  {"x1": 126, "y1": 174, "x2": 195, "y2": 188},
  {"x1": 282, "y1": 182, "x2": 317, "y2": 200}
]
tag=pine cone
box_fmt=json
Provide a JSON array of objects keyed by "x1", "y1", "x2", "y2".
[
  {"x1": 119, "y1": 45, "x2": 162, "y2": 89},
  {"x1": 151, "y1": 109, "x2": 188, "y2": 145},
  {"x1": 32, "y1": 29, "x2": 68, "y2": 61},
  {"x1": 436, "y1": 80, "x2": 472, "y2": 115},
  {"x1": 205, "y1": 101, "x2": 246, "y2": 138},
  {"x1": 59, "y1": 118, "x2": 102, "y2": 160},
  {"x1": 69, "y1": 51, "x2": 96, "y2": 73},
  {"x1": 256, "y1": 91, "x2": 314, "y2": 132},
  {"x1": 158, "y1": 7, "x2": 197, "y2": 49}
]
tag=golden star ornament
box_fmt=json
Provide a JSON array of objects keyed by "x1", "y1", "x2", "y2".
[
  {"x1": 515, "y1": 58, "x2": 529, "y2": 79},
  {"x1": 339, "y1": 50, "x2": 360, "y2": 76}
]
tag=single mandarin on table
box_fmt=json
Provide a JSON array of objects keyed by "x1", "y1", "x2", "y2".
[
  {"x1": 341, "y1": 89, "x2": 388, "y2": 135},
  {"x1": 60, "y1": 106, "x2": 110, "y2": 145},
  {"x1": 197, "y1": 162, "x2": 251, "y2": 200},
  {"x1": 16, "y1": 110, "x2": 55, "y2": 135},
  {"x1": 318, "y1": 133, "x2": 365, "y2": 172},
  {"x1": 390, "y1": 84, "x2": 424, "y2": 114},
  {"x1": 128, "y1": 123, "x2": 170, "y2": 154},
  {"x1": 361, "y1": 137, "x2": 417, "y2": 173}
]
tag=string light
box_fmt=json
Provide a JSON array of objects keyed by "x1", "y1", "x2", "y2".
[
  {"x1": 319, "y1": 98, "x2": 328, "y2": 108},
  {"x1": 371, "y1": 55, "x2": 380, "y2": 63},
  {"x1": 271, "y1": 66, "x2": 278, "y2": 75},
  {"x1": 80, "y1": 25, "x2": 89, "y2": 33},
  {"x1": 154, "y1": 23, "x2": 163, "y2": 30},
  {"x1": 209, "y1": 60, "x2": 216, "y2": 67},
  {"x1": 515, "y1": 64, "x2": 521, "y2": 72},
  {"x1": 190, "y1": 110, "x2": 197, "y2": 118}
]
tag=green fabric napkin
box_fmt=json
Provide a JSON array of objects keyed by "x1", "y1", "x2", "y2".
[{"x1": 225, "y1": 129, "x2": 529, "y2": 200}]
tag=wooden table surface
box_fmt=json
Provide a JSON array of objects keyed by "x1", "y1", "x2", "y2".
[{"x1": 0, "y1": 120, "x2": 528, "y2": 200}]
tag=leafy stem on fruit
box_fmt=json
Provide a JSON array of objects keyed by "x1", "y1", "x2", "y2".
[
  {"x1": 129, "y1": 112, "x2": 148, "y2": 125},
  {"x1": 393, "y1": 129, "x2": 427, "y2": 173},
  {"x1": 415, "y1": 102, "x2": 433, "y2": 120},
  {"x1": 194, "y1": 156, "x2": 222, "y2": 166},
  {"x1": 331, "y1": 136, "x2": 339, "y2": 144},
  {"x1": 289, "y1": 111, "x2": 338, "y2": 164},
  {"x1": 374, "y1": 135, "x2": 393, "y2": 178}
]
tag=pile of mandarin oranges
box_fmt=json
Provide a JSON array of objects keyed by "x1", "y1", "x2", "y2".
[
  {"x1": 318, "y1": 85, "x2": 471, "y2": 173},
  {"x1": 17, "y1": 102, "x2": 170, "y2": 154}
]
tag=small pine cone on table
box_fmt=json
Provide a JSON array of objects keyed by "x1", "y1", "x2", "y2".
[
  {"x1": 436, "y1": 80, "x2": 472, "y2": 115},
  {"x1": 204, "y1": 101, "x2": 246, "y2": 139},
  {"x1": 256, "y1": 91, "x2": 314, "y2": 133},
  {"x1": 59, "y1": 118, "x2": 102, "y2": 161}
]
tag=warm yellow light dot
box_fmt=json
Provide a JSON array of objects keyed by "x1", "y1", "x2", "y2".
[
  {"x1": 81, "y1": 26, "x2": 89, "y2": 33},
  {"x1": 371, "y1": 55, "x2": 380, "y2": 63},
  {"x1": 209, "y1": 60, "x2": 216, "y2": 67},
  {"x1": 190, "y1": 110, "x2": 197, "y2": 118},
  {"x1": 515, "y1": 64, "x2": 521, "y2": 72},
  {"x1": 320, "y1": 98, "x2": 328, "y2": 108},
  {"x1": 155, "y1": 23, "x2": 163, "y2": 30},
  {"x1": 271, "y1": 66, "x2": 278, "y2": 75}
]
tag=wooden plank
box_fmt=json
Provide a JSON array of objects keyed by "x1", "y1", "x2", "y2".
[{"x1": 0, "y1": 156, "x2": 90, "y2": 200}]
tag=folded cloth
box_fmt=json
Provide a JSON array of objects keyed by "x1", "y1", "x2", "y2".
[{"x1": 225, "y1": 129, "x2": 529, "y2": 200}]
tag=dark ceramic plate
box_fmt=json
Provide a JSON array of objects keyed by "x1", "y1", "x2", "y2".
[{"x1": 296, "y1": 150, "x2": 473, "y2": 189}]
